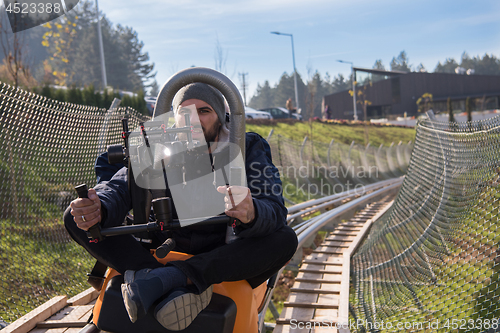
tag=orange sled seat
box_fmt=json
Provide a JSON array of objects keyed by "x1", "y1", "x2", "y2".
[{"x1": 92, "y1": 251, "x2": 267, "y2": 333}]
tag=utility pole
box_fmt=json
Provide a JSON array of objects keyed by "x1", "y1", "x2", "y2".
[
  {"x1": 95, "y1": 0, "x2": 107, "y2": 89},
  {"x1": 239, "y1": 72, "x2": 248, "y2": 106}
]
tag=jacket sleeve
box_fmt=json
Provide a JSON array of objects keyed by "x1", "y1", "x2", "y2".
[
  {"x1": 95, "y1": 152, "x2": 125, "y2": 184},
  {"x1": 94, "y1": 166, "x2": 132, "y2": 228},
  {"x1": 234, "y1": 132, "x2": 288, "y2": 238}
]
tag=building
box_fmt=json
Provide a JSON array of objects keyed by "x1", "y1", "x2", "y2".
[{"x1": 323, "y1": 69, "x2": 500, "y2": 120}]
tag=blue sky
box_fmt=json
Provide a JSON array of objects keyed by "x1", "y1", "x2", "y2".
[{"x1": 25, "y1": 0, "x2": 500, "y2": 98}]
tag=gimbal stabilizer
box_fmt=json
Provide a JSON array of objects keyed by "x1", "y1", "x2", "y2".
[{"x1": 75, "y1": 67, "x2": 247, "y2": 258}]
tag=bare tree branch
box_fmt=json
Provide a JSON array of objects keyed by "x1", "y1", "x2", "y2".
[{"x1": 214, "y1": 34, "x2": 227, "y2": 74}]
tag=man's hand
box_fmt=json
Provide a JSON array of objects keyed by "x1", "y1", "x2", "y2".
[
  {"x1": 70, "y1": 188, "x2": 102, "y2": 231},
  {"x1": 217, "y1": 185, "x2": 255, "y2": 224}
]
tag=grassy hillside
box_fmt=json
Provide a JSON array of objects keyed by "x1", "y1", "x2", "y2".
[{"x1": 246, "y1": 119, "x2": 416, "y2": 147}]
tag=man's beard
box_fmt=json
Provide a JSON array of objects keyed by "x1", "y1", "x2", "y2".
[{"x1": 202, "y1": 121, "x2": 221, "y2": 143}]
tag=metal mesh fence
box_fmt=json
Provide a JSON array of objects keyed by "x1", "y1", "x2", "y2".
[
  {"x1": 0, "y1": 81, "x2": 412, "y2": 326},
  {"x1": 351, "y1": 114, "x2": 500, "y2": 332},
  {"x1": 266, "y1": 135, "x2": 412, "y2": 202},
  {"x1": 0, "y1": 83, "x2": 148, "y2": 324}
]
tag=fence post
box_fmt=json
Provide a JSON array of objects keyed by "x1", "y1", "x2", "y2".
[
  {"x1": 327, "y1": 139, "x2": 334, "y2": 168},
  {"x1": 362, "y1": 142, "x2": 371, "y2": 180},
  {"x1": 266, "y1": 128, "x2": 274, "y2": 141},
  {"x1": 396, "y1": 140, "x2": 406, "y2": 171},
  {"x1": 386, "y1": 142, "x2": 398, "y2": 176},
  {"x1": 6, "y1": 129, "x2": 19, "y2": 224},
  {"x1": 347, "y1": 141, "x2": 355, "y2": 179},
  {"x1": 299, "y1": 135, "x2": 308, "y2": 165}
]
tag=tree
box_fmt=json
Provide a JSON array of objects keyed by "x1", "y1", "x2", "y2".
[
  {"x1": 372, "y1": 59, "x2": 386, "y2": 82},
  {"x1": 447, "y1": 97, "x2": 455, "y2": 122},
  {"x1": 0, "y1": 13, "x2": 36, "y2": 88},
  {"x1": 330, "y1": 73, "x2": 350, "y2": 93},
  {"x1": 373, "y1": 59, "x2": 385, "y2": 70},
  {"x1": 416, "y1": 93, "x2": 433, "y2": 113},
  {"x1": 41, "y1": 18, "x2": 78, "y2": 86},
  {"x1": 350, "y1": 83, "x2": 372, "y2": 144},
  {"x1": 416, "y1": 63, "x2": 427, "y2": 72},
  {"x1": 460, "y1": 52, "x2": 475, "y2": 73},
  {"x1": 465, "y1": 97, "x2": 472, "y2": 122},
  {"x1": 248, "y1": 71, "x2": 307, "y2": 115},
  {"x1": 390, "y1": 50, "x2": 412, "y2": 72},
  {"x1": 250, "y1": 70, "x2": 338, "y2": 119},
  {"x1": 114, "y1": 24, "x2": 156, "y2": 89},
  {"x1": 248, "y1": 80, "x2": 273, "y2": 110},
  {"x1": 472, "y1": 53, "x2": 500, "y2": 75},
  {"x1": 40, "y1": 0, "x2": 156, "y2": 92},
  {"x1": 305, "y1": 71, "x2": 318, "y2": 120},
  {"x1": 434, "y1": 58, "x2": 459, "y2": 73},
  {"x1": 149, "y1": 79, "x2": 160, "y2": 97},
  {"x1": 434, "y1": 52, "x2": 500, "y2": 75},
  {"x1": 214, "y1": 35, "x2": 227, "y2": 74},
  {"x1": 273, "y1": 71, "x2": 307, "y2": 114}
]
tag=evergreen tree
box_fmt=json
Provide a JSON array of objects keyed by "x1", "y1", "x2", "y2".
[
  {"x1": 472, "y1": 53, "x2": 500, "y2": 75},
  {"x1": 41, "y1": 0, "x2": 155, "y2": 92},
  {"x1": 416, "y1": 63, "x2": 426, "y2": 72},
  {"x1": 82, "y1": 84, "x2": 97, "y2": 106},
  {"x1": 434, "y1": 58, "x2": 459, "y2": 73},
  {"x1": 447, "y1": 97, "x2": 455, "y2": 122},
  {"x1": 466, "y1": 97, "x2": 472, "y2": 122},
  {"x1": 372, "y1": 59, "x2": 386, "y2": 82},
  {"x1": 390, "y1": 50, "x2": 412, "y2": 72},
  {"x1": 248, "y1": 80, "x2": 273, "y2": 109},
  {"x1": 41, "y1": 84, "x2": 52, "y2": 99},
  {"x1": 460, "y1": 52, "x2": 475, "y2": 73},
  {"x1": 373, "y1": 59, "x2": 385, "y2": 70},
  {"x1": 248, "y1": 72, "x2": 306, "y2": 115},
  {"x1": 149, "y1": 80, "x2": 160, "y2": 97},
  {"x1": 273, "y1": 72, "x2": 296, "y2": 109},
  {"x1": 70, "y1": 24, "x2": 102, "y2": 88},
  {"x1": 322, "y1": 72, "x2": 335, "y2": 95},
  {"x1": 434, "y1": 53, "x2": 500, "y2": 75},
  {"x1": 306, "y1": 71, "x2": 331, "y2": 119},
  {"x1": 67, "y1": 85, "x2": 83, "y2": 104},
  {"x1": 330, "y1": 73, "x2": 350, "y2": 93},
  {"x1": 53, "y1": 88, "x2": 66, "y2": 102},
  {"x1": 114, "y1": 24, "x2": 156, "y2": 90}
]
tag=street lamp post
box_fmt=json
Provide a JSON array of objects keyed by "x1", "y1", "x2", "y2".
[
  {"x1": 95, "y1": 0, "x2": 107, "y2": 89},
  {"x1": 337, "y1": 60, "x2": 357, "y2": 121},
  {"x1": 271, "y1": 31, "x2": 299, "y2": 114}
]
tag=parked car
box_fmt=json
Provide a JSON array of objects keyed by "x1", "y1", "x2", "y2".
[
  {"x1": 258, "y1": 107, "x2": 303, "y2": 120},
  {"x1": 144, "y1": 96, "x2": 157, "y2": 116},
  {"x1": 245, "y1": 106, "x2": 273, "y2": 120}
]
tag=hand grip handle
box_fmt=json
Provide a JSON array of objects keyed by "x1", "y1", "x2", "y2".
[
  {"x1": 75, "y1": 184, "x2": 89, "y2": 199},
  {"x1": 75, "y1": 184, "x2": 103, "y2": 242},
  {"x1": 156, "y1": 238, "x2": 176, "y2": 259}
]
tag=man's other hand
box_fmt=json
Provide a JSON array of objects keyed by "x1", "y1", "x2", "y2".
[
  {"x1": 70, "y1": 188, "x2": 102, "y2": 231},
  {"x1": 217, "y1": 185, "x2": 255, "y2": 224}
]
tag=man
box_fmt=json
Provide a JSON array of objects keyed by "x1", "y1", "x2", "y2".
[
  {"x1": 286, "y1": 97, "x2": 293, "y2": 118},
  {"x1": 65, "y1": 82, "x2": 298, "y2": 331}
]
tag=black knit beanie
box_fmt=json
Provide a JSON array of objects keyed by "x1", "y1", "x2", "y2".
[{"x1": 172, "y1": 82, "x2": 226, "y2": 125}]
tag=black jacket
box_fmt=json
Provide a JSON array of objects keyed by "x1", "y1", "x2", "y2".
[{"x1": 93, "y1": 132, "x2": 288, "y2": 255}]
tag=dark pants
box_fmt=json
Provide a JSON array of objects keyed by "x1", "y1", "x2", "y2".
[{"x1": 64, "y1": 208, "x2": 298, "y2": 293}]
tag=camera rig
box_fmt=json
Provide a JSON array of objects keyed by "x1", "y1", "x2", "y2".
[{"x1": 77, "y1": 111, "x2": 241, "y2": 259}]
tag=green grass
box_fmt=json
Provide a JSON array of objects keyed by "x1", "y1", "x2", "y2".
[
  {"x1": 0, "y1": 218, "x2": 94, "y2": 322},
  {"x1": 246, "y1": 120, "x2": 416, "y2": 147},
  {"x1": 0, "y1": 120, "x2": 416, "y2": 324}
]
